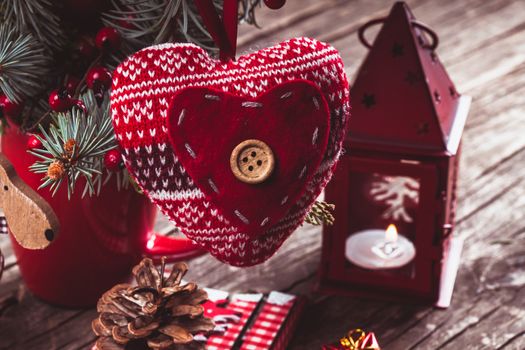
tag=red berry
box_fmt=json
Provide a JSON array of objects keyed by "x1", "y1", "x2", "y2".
[
  {"x1": 65, "y1": 76, "x2": 81, "y2": 94},
  {"x1": 0, "y1": 94, "x2": 23, "y2": 117},
  {"x1": 104, "y1": 149, "x2": 123, "y2": 171},
  {"x1": 95, "y1": 27, "x2": 121, "y2": 51},
  {"x1": 86, "y1": 66, "x2": 112, "y2": 91},
  {"x1": 264, "y1": 0, "x2": 286, "y2": 9},
  {"x1": 118, "y1": 14, "x2": 136, "y2": 30},
  {"x1": 74, "y1": 37, "x2": 96, "y2": 60},
  {"x1": 48, "y1": 89, "x2": 73, "y2": 112},
  {"x1": 27, "y1": 134, "x2": 43, "y2": 150}
]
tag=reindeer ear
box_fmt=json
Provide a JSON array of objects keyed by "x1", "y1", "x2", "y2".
[{"x1": 0, "y1": 154, "x2": 60, "y2": 249}]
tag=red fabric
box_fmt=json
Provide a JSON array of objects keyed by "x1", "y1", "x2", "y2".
[
  {"x1": 194, "y1": 0, "x2": 237, "y2": 61},
  {"x1": 110, "y1": 38, "x2": 350, "y2": 266},
  {"x1": 167, "y1": 81, "x2": 330, "y2": 236},
  {"x1": 222, "y1": 0, "x2": 238, "y2": 60}
]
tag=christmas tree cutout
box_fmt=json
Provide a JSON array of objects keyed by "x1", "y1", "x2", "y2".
[{"x1": 349, "y1": 1, "x2": 470, "y2": 154}]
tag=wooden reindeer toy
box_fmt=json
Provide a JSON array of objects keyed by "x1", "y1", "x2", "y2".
[{"x1": 0, "y1": 154, "x2": 59, "y2": 249}]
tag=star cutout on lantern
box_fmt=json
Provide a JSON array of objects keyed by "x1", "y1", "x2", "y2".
[
  {"x1": 430, "y1": 51, "x2": 438, "y2": 63},
  {"x1": 362, "y1": 93, "x2": 376, "y2": 108},
  {"x1": 405, "y1": 71, "x2": 421, "y2": 85},
  {"x1": 434, "y1": 90, "x2": 442, "y2": 103},
  {"x1": 392, "y1": 42, "x2": 404, "y2": 57},
  {"x1": 417, "y1": 122, "x2": 430, "y2": 135}
]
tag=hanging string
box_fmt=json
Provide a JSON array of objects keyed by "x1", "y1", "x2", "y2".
[
  {"x1": 194, "y1": 0, "x2": 287, "y2": 61},
  {"x1": 194, "y1": 0, "x2": 238, "y2": 62},
  {"x1": 223, "y1": 0, "x2": 238, "y2": 59}
]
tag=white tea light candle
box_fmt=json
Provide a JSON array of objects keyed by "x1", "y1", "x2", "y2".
[{"x1": 345, "y1": 224, "x2": 416, "y2": 269}]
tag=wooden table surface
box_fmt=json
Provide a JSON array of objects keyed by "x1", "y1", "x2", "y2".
[{"x1": 1, "y1": 0, "x2": 525, "y2": 349}]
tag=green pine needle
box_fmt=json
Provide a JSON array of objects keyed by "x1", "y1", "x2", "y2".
[
  {"x1": 1, "y1": 0, "x2": 66, "y2": 52},
  {"x1": 0, "y1": 22, "x2": 50, "y2": 103},
  {"x1": 28, "y1": 91, "x2": 128, "y2": 198},
  {"x1": 103, "y1": 0, "x2": 262, "y2": 54},
  {"x1": 238, "y1": 0, "x2": 263, "y2": 26}
]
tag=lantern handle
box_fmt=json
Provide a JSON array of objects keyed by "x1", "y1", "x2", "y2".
[
  {"x1": 412, "y1": 21, "x2": 439, "y2": 51},
  {"x1": 358, "y1": 18, "x2": 386, "y2": 49},
  {"x1": 358, "y1": 17, "x2": 439, "y2": 51}
]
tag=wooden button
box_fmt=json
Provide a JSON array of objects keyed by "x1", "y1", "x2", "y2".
[{"x1": 230, "y1": 139, "x2": 275, "y2": 184}]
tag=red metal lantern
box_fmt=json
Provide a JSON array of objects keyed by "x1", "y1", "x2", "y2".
[{"x1": 318, "y1": 2, "x2": 471, "y2": 306}]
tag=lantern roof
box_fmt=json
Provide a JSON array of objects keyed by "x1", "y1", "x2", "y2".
[{"x1": 348, "y1": 2, "x2": 470, "y2": 155}]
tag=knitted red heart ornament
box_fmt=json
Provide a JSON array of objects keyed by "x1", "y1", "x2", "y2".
[
  {"x1": 168, "y1": 81, "x2": 330, "y2": 235},
  {"x1": 111, "y1": 38, "x2": 350, "y2": 266}
]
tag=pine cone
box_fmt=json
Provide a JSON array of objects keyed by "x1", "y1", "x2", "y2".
[{"x1": 92, "y1": 258, "x2": 214, "y2": 350}]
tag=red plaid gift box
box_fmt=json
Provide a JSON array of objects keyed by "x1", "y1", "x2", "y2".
[
  {"x1": 201, "y1": 289, "x2": 304, "y2": 350},
  {"x1": 204, "y1": 289, "x2": 263, "y2": 350},
  {"x1": 240, "y1": 291, "x2": 303, "y2": 350}
]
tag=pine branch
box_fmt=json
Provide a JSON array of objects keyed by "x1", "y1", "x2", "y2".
[
  {"x1": 103, "y1": 0, "x2": 262, "y2": 55},
  {"x1": 1, "y1": 0, "x2": 66, "y2": 52},
  {"x1": 0, "y1": 22, "x2": 50, "y2": 103},
  {"x1": 239, "y1": 0, "x2": 263, "y2": 26},
  {"x1": 28, "y1": 91, "x2": 125, "y2": 198}
]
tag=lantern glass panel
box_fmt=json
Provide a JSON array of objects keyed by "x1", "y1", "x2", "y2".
[
  {"x1": 344, "y1": 171, "x2": 420, "y2": 276},
  {"x1": 324, "y1": 154, "x2": 439, "y2": 296}
]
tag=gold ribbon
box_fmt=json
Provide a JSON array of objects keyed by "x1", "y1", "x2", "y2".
[
  {"x1": 340, "y1": 329, "x2": 366, "y2": 350},
  {"x1": 340, "y1": 329, "x2": 380, "y2": 350}
]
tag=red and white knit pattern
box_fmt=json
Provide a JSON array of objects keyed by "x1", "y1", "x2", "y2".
[{"x1": 111, "y1": 37, "x2": 350, "y2": 266}]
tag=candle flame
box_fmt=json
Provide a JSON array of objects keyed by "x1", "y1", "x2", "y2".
[{"x1": 385, "y1": 224, "x2": 398, "y2": 242}]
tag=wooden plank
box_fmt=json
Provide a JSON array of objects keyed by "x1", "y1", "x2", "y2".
[
  {"x1": 1, "y1": 0, "x2": 525, "y2": 349},
  {"x1": 290, "y1": 146, "x2": 525, "y2": 349},
  {"x1": 380, "y1": 150, "x2": 525, "y2": 349},
  {"x1": 289, "y1": 72, "x2": 525, "y2": 345},
  {"x1": 0, "y1": 224, "x2": 324, "y2": 349},
  {"x1": 238, "y1": 0, "x2": 437, "y2": 77},
  {"x1": 327, "y1": 0, "x2": 482, "y2": 76},
  {"x1": 238, "y1": 0, "x2": 350, "y2": 48},
  {"x1": 285, "y1": 0, "x2": 525, "y2": 348},
  {"x1": 0, "y1": 286, "x2": 84, "y2": 349}
]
